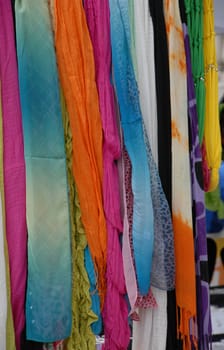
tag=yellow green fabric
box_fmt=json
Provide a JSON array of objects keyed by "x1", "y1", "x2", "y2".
[
  {"x1": 0, "y1": 83, "x2": 16, "y2": 350},
  {"x1": 205, "y1": 186, "x2": 224, "y2": 220},
  {"x1": 203, "y1": 0, "x2": 221, "y2": 191},
  {"x1": 61, "y1": 95, "x2": 97, "y2": 350}
]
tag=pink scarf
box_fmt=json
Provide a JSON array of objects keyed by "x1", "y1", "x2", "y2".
[
  {"x1": 0, "y1": 2, "x2": 27, "y2": 349},
  {"x1": 83, "y1": 1, "x2": 130, "y2": 349}
]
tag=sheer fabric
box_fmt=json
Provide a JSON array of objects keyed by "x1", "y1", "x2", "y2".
[{"x1": 132, "y1": 287, "x2": 167, "y2": 350}]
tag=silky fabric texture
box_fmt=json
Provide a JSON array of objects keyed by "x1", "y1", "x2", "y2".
[
  {"x1": 0, "y1": 85, "x2": 16, "y2": 350},
  {"x1": 178, "y1": 2, "x2": 212, "y2": 348},
  {"x1": 130, "y1": 0, "x2": 158, "y2": 164},
  {"x1": 203, "y1": 0, "x2": 221, "y2": 191},
  {"x1": 163, "y1": 1, "x2": 197, "y2": 349},
  {"x1": 83, "y1": 2, "x2": 130, "y2": 350},
  {"x1": 184, "y1": 0, "x2": 205, "y2": 146},
  {"x1": 61, "y1": 94, "x2": 97, "y2": 350},
  {"x1": 148, "y1": 0, "x2": 172, "y2": 210},
  {"x1": 109, "y1": 0, "x2": 154, "y2": 297},
  {"x1": 15, "y1": 0, "x2": 72, "y2": 341},
  {"x1": 0, "y1": 89, "x2": 8, "y2": 350},
  {"x1": 54, "y1": 0, "x2": 107, "y2": 307},
  {"x1": 125, "y1": 0, "x2": 176, "y2": 294},
  {"x1": 129, "y1": 9, "x2": 174, "y2": 304},
  {"x1": 183, "y1": 0, "x2": 211, "y2": 191},
  {"x1": 147, "y1": 2, "x2": 175, "y2": 348},
  {"x1": 0, "y1": 2, "x2": 27, "y2": 349}
]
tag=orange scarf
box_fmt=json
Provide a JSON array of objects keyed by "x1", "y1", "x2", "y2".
[
  {"x1": 163, "y1": 1, "x2": 197, "y2": 349},
  {"x1": 54, "y1": 0, "x2": 107, "y2": 307}
]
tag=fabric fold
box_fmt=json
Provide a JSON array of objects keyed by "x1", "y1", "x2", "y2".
[
  {"x1": 163, "y1": 0, "x2": 197, "y2": 348},
  {"x1": 83, "y1": 1, "x2": 130, "y2": 349},
  {"x1": 0, "y1": 2, "x2": 27, "y2": 349},
  {"x1": 54, "y1": 0, "x2": 107, "y2": 307},
  {"x1": 15, "y1": 0, "x2": 72, "y2": 341}
]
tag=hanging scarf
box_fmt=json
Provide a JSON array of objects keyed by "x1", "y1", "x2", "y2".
[
  {"x1": 132, "y1": 286, "x2": 168, "y2": 350},
  {"x1": 109, "y1": 0, "x2": 154, "y2": 297},
  {"x1": 0, "y1": 87, "x2": 9, "y2": 350},
  {"x1": 84, "y1": 247, "x2": 102, "y2": 336},
  {"x1": 109, "y1": 0, "x2": 175, "y2": 306},
  {"x1": 203, "y1": 0, "x2": 221, "y2": 192},
  {"x1": 163, "y1": 1, "x2": 197, "y2": 349},
  {"x1": 130, "y1": 0, "x2": 158, "y2": 164},
  {"x1": 179, "y1": 1, "x2": 212, "y2": 348},
  {"x1": 60, "y1": 94, "x2": 97, "y2": 350},
  {"x1": 147, "y1": 2, "x2": 176, "y2": 348},
  {"x1": 0, "y1": 2, "x2": 27, "y2": 349},
  {"x1": 15, "y1": 0, "x2": 72, "y2": 341},
  {"x1": 130, "y1": 2, "x2": 173, "y2": 348},
  {"x1": 54, "y1": 0, "x2": 107, "y2": 307},
  {"x1": 185, "y1": 0, "x2": 206, "y2": 145},
  {"x1": 183, "y1": 0, "x2": 211, "y2": 191},
  {"x1": 83, "y1": 1, "x2": 130, "y2": 349},
  {"x1": 122, "y1": 146, "x2": 157, "y2": 314},
  {"x1": 110, "y1": 0, "x2": 154, "y2": 295}
]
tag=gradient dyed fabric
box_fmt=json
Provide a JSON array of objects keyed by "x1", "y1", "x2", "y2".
[
  {"x1": 83, "y1": 1, "x2": 130, "y2": 349},
  {"x1": 109, "y1": 0, "x2": 154, "y2": 297},
  {"x1": 54, "y1": 0, "x2": 107, "y2": 307},
  {"x1": 15, "y1": 0, "x2": 72, "y2": 342},
  {"x1": 182, "y1": 20, "x2": 212, "y2": 350},
  {"x1": 163, "y1": 1, "x2": 197, "y2": 349},
  {"x1": 0, "y1": 2, "x2": 27, "y2": 349}
]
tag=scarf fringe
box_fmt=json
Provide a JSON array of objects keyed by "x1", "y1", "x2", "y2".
[{"x1": 177, "y1": 307, "x2": 198, "y2": 350}]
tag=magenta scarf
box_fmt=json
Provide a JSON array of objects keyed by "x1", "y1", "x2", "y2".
[
  {"x1": 83, "y1": 1, "x2": 130, "y2": 349},
  {"x1": 0, "y1": 1, "x2": 27, "y2": 349}
]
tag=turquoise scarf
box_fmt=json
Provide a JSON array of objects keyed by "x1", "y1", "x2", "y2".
[
  {"x1": 15, "y1": 0, "x2": 72, "y2": 342},
  {"x1": 109, "y1": 0, "x2": 154, "y2": 295}
]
